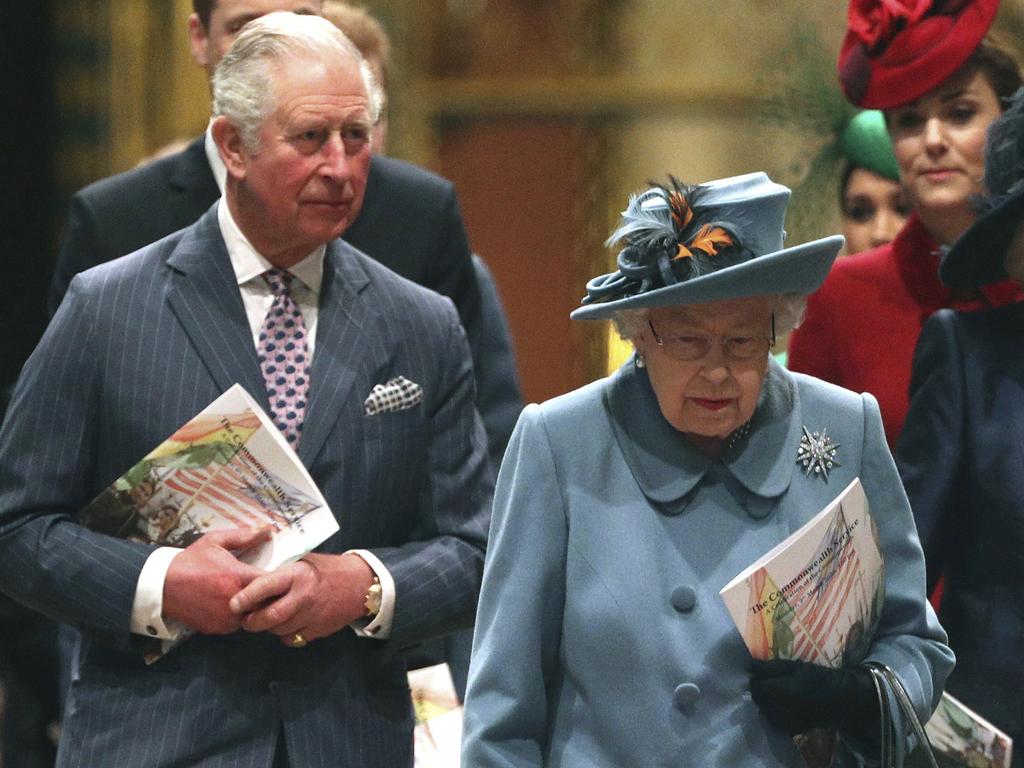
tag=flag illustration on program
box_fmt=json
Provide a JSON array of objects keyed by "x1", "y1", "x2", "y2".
[
  {"x1": 153, "y1": 431, "x2": 321, "y2": 541},
  {"x1": 722, "y1": 478, "x2": 885, "y2": 669},
  {"x1": 81, "y1": 384, "x2": 338, "y2": 567}
]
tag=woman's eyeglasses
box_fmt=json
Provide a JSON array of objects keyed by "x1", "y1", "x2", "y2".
[{"x1": 647, "y1": 316, "x2": 776, "y2": 362}]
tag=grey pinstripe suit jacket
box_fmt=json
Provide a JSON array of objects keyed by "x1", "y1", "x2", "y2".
[{"x1": 0, "y1": 206, "x2": 492, "y2": 767}]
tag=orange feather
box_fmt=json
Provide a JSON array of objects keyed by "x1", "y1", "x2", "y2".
[
  {"x1": 668, "y1": 191, "x2": 693, "y2": 231},
  {"x1": 687, "y1": 224, "x2": 733, "y2": 256}
]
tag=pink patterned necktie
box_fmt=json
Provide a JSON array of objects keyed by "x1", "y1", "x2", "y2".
[{"x1": 257, "y1": 268, "x2": 310, "y2": 448}]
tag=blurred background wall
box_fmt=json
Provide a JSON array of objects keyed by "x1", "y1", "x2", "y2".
[{"x1": 6, "y1": 0, "x2": 1024, "y2": 408}]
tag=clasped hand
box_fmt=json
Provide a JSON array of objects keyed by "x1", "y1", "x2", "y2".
[
  {"x1": 750, "y1": 659, "x2": 880, "y2": 741},
  {"x1": 163, "y1": 528, "x2": 375, "y2": 646}
]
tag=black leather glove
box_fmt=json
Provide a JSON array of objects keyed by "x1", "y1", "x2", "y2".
[{"x1": 749, "y1": 659, "x2": 880, "y2": 741}]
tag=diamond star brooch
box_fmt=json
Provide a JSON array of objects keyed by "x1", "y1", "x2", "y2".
[{"x1": 797, "y1": 426, "x2": 840, "y2": 480}]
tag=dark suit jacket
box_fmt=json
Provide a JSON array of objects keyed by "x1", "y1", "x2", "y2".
[
  {"x1": 897, "y1": 303, "x2": 1024, "y2": 761},
  {"x1": 48, "y1": 136, "x2": 521, "y2": 462},
  {"x1": 0, "y1": 206, "x2": 492, "y2": 766}
]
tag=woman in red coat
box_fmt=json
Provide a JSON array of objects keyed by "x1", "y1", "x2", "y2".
[{"x1": 788, "y1": 0, "x2": 1022, "y2": 448}]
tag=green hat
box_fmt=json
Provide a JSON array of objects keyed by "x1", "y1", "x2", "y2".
[{"x1": 840, "y1": 110, "x2": 899, "y2": 181}]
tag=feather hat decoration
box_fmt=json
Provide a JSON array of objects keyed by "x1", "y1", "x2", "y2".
[
  {"x1": 573, "y1": 172, "x2": 844, "y2": 320},
  {"x1": 603, "y1": 178, "x2": 744, "y2": 294},
  {"x1": 941, "y1": 87, "x2": 1024, "y2": 289}
]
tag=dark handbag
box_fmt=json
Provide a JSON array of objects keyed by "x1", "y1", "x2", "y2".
[{"x1": 864, "y1": 662, "x2": 938, "y2": 768}]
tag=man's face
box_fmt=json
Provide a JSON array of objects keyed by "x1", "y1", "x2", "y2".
[
  {"x1": 221, "y1": 53, "x2": 372, "y2": 267},
  {"x1": 189, "y1": 0, "x2": 322, "y2": 76}
]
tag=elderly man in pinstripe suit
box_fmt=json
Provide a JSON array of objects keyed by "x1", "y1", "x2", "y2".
[{"x1": 0, "y1": 13, "x2": 490, "y2": 767}]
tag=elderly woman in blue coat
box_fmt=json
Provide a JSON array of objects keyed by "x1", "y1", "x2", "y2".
[{"x1": 462, "y1": 172, "x2": 952, "y2": 766}]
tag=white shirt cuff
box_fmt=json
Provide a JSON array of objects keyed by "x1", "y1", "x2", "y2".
[
  {"x1": 131, "y1": 546, "x2": 187, "y2": 640},
  {"x1": 347, "y1": 549, "x2": 395, "y2": 639}
]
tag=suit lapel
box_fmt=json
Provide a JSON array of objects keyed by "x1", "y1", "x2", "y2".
[
  {"x1": 298, "y1": 241, "x2": 385, "y2": 466},
  {"x1": 164, "y1": 207, "x2": 271, "y2": 412},
  {"x1": 166, "y1": 136, "x2": 222, "y2": 233}
]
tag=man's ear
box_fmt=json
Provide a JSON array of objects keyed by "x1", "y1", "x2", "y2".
[
  {"x1": 212, "y1": 116, "x2": 248, "y2": 180},
  {"x1": 187, "y1": 14, "x2": 211, "y2": 70}
]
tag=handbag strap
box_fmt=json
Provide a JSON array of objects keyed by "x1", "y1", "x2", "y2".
[
  {"x1": 868, "y1": 665, "x2": 893, "y2": 767},
  {"x1": 864, "y1": 662, "x2": 938, "y2": 768}
]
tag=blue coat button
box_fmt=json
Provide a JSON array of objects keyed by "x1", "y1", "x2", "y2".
[
  {"x1": 745, "y1": 495, "x2": 776, "y2": 520},
  {"x1": 673, "y1": 682, "x2": 701, "y2": 709},
  {"x1": 671, "y1": 585, "x2": 697, "y2": 613}
]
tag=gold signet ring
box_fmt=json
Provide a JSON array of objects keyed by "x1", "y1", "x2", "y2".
[{"x1": 290, "y1": 633, "x2": 307, "y2": 648}]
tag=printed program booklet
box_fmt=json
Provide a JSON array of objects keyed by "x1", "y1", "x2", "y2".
[
  {"x1": 924, "y1": 692, "x2": 1012, "y2": 768},
  {"x1": 720, "y1": 477, "x2": 885, "y2": 668},
  {"x1": 80, "y1": 384, "x2": 339, "y2": 658},
  {"x1": 409, "y1": 663, "x2": 463, "y2": 768}
]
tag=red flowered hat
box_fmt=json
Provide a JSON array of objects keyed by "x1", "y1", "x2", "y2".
[{"x1": 838, "y1": 0, "x2": 999, "y2": 109}]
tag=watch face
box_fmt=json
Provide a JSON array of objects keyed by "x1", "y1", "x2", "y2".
[{"x1": 365, "y1": 580, "x2": 382, "y2": 617}]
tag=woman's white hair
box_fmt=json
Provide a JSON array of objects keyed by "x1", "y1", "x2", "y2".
[
  {"x1": 612, "y1": 294, "x2": 808, "y2": 344},
  {"x1": 211, "y1": 11, "x2": 384, "y2": 151}
]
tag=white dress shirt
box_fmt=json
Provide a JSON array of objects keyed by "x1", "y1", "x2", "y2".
[{"x1": 130, "y1": 138, "x2": 395, "y2": 642}]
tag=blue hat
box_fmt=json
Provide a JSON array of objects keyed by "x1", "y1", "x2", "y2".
[
  {"x1": 941, "y1": 87, "x2": 1024, "y2": 290},
  {"x1": 572, "y1": 172, "x2": 844, "y2": 320}
]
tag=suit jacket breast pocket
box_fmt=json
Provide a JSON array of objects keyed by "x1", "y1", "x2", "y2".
[{"x1": 359, "y1": 407, "x2": 430, "y2": 487}]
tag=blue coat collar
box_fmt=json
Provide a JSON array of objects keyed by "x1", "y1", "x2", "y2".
[{"x1": 603, "y1": 357, "x2": 801, "y2": 510}]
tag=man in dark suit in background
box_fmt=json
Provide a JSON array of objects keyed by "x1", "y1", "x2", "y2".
[
  {"x1": 0, "y1": 13, "x2": 491, "y2": 765},
  {"x1": 325, "y1": 0, "x2": 522, "y2": 699}
]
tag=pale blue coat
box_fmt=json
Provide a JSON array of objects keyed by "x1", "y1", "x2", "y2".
[{"x1": 463, "y1": 359, "x2": 952, "y2": 767}]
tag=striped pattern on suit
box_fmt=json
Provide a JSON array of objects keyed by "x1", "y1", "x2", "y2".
[{"x1": 0, "y1": 205, "x2": 492, "y2": 767}]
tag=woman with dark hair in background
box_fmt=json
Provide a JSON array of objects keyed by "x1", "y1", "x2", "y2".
[
  {"x1": 838, "y1": 110, "x2": 910, "y2": 255},
  {"x1": 789, "y1": 0, "x2": 1023, "y2": 447}
]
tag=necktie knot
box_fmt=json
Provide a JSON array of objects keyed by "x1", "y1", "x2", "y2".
[{"x1": 262, "y1": 268, "x2": 293, "y2": 297}]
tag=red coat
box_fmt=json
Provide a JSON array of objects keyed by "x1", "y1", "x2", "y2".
[{"x1": 788, "y1": 214, "x2": 1022, "y2": 448}]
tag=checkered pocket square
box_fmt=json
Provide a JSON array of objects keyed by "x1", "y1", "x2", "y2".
[{"x1": 364, "y1": 376, "x2": 423, "y2": 416}]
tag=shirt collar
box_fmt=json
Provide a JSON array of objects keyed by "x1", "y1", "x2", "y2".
[
  {"x1": 205, "y1": 120, "x2": 227, "y2": 196},
  {"x1": 216, "y1": 198, "x2": 325, "y2": 294},
  {"x1": 604, "y1": 357, "x2": 799, "y2": 513}
]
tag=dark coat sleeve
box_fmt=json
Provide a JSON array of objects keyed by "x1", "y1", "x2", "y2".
[
  {"x1": 47, "y1": 137, "x2": 218, "y2": 317},
  {"x1": 0, "y1": 276, "x2": 154, "y2": 643},
  {"x1": 469, "y1": 254, "x2": 523, "y2": 466},
  {"x1": 896, "y1": 310, "x2": 966, "y2": 593},
  {"x1": 49, "y1": 191, "x2": 102, "y2": 316}
]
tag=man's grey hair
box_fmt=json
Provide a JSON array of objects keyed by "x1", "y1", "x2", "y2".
[
  {"x1": 212, "y1": 11, "x2": 383, "y2": 150},
  {"x1": 612, "y1": 293, "x2": 808, "y2": 344}
]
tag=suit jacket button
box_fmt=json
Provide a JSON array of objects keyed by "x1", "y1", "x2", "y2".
[
  {"x1": 673, "y1": 682, "x2": 701, "y2": 710},
  {"x1": 671, "y1": 586, "x2": 697, "y2": 613}
]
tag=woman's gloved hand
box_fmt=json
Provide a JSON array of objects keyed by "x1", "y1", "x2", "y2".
[{"x1": 749, "y1": 659, "x2": 880, "y2": 741}]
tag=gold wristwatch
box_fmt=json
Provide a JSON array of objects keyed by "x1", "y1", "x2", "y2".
[{"x1": 364, "y1": 575, "x2": 382, "y2": 618}]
